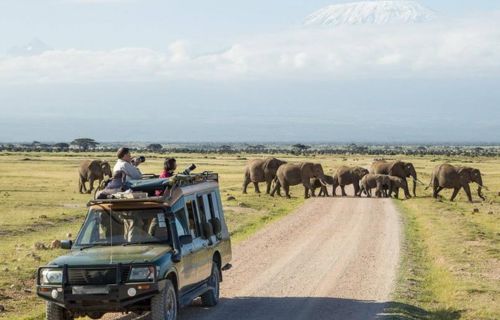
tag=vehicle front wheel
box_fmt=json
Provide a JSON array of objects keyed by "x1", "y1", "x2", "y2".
[
  {"x1": 151, "y1": 279, "x2": 178, "y2": 320},
  {"x1": 46, "y1": 302, "x2": 73, "y2": 320},
  {"x1": 201, "y1": 262, "x2": 220, "y2": 307}
]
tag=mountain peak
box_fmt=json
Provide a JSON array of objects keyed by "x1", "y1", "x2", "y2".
[
  {"x1": 304, "y1": 1, "x2": 437, "y2": 27},
  {"x1": 8, "y1": 38, "x2": 51, "y2": 56}
]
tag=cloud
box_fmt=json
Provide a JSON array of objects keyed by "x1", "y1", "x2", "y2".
[{"x1": 1, "y1": 14, "x2": 499, "y2": 84}]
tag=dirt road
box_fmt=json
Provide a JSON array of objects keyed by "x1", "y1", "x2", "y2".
[{"x1": 107, "y1": 195, "x2": 401, "y2": 320}]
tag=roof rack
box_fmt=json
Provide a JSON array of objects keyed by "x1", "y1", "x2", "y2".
[{"x1": 87, "y1": 171, "x2": 219, "y2": 206}]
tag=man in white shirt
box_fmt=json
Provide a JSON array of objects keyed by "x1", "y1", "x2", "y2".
[{"x1": 113, "y1": 147, "x2": 143, "y2": 181}]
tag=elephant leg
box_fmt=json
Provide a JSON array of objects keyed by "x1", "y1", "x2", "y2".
[
  {"x1": 310, "y1": 187, "x2": 316, "y2": 197},
  {"x1": 242, "y1": 175, "x2": 250, "y2": 194},
  {"x1": 265, "y1": 179, "x2": 272, "y2": 194},
  {"x1": 450, "y1": 187, "x2": 461, "y2": 201},
  {"x1": 462, "y1": 184, "x2": 473, "y2": 202},
  {"x1": 78, "y1": 176, "x2": 84, "y2": 193},
  {"x1": 394, "y1": 187, "x2": 400, "y2": 199},
  {"x1": 434, "y1": 186, "x2": 444, "y2": 198},
  {"x1": 354, "y1": 183, "x2": 361, "y2": 197},
  {"x1": 323, "y1": 186, "x2": 329, "y2": 197},
  {"x1": 88, "y1": 177, "x2": 95, "y2": 193},
  {"x1": 284, "y1": 184, "x2": 291, "y2": 199},
  {"x1": 340, "y1": 185, "x2": 347, "y2": 197},
  {"x1": 270, "y1": 180, "x2": 280, "y2": 197},
  {"x1": 253, "y1": 182, "x2": 261, "y2": 194}
]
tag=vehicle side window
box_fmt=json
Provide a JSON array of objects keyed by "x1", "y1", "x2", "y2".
[
  {"x1": 197, "y1": 195, "x2": 208, "y2": 223},
  {"x1": 208, "y1": 192, "x2": 220, "y2": 219},
  {"x1": 174, "y1": 208, "x2": 189, "y2": 237},
  {"x1": 185, "y1": 200, "x2": 201, "y2": 238}
]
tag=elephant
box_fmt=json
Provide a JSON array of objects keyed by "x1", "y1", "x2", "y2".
[
  {"x1": 332, "y1": 166, "x2": 369, "y2": 197},
  {"x1": 371, "y1": 160, "x2": 417, "y2": 198},
  {"x1": 428, "y1": 164, "x2": 485, "y2": 202},
  {"x1": 310, "y1": 175, "x2": 336, "y2": 197},
  {"x1": 79, "y1": 160, "x2": 112, "y2": 194},
  {"x1": 387, "y1": 176, "x2": 409, "y2": 199},
  {"x1": 242, "y1": 157, "x2": 286, "y2": 194},
  {"x1": 360, "y1": 174, "x2": 391, "y2": 198},
  {"x1": 271, "y1": 162, "x2": 327, "y2": 199}
]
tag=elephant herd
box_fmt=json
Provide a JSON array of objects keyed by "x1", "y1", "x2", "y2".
[{"x1": 243, "y1": 158, "x2": 486, "y2": 203}]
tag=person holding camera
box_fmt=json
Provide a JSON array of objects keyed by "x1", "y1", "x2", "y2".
[{"x1": 113, "y1": 147, "x2": 143, "y2": 181}]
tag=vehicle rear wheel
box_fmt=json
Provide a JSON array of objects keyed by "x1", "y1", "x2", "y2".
[
  {"x1": 151, "y1": 280, "x2": 177, "y2": 320},
  {"x1": 201, "y1": 262, "x2": 220, "y2": 307},
  {"x1": 46, "y1": 302, "x2": 73, "y2": 320}
]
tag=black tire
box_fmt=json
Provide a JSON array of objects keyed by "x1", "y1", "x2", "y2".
[
  {"x1": 46, "y1": 302, "x2": 73, "y2": 320},
  {"x1": 151, "y1": 279, "x2": 178, "y2": 320},
  {"x1": 201, "y1": 263, "x2": 220, "y2": 307}
]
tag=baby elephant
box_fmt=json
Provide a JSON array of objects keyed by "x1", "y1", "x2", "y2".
[
  {"x1": 79, "y1": 160, "x2": 112, "y2": 193},
  {"x1": 310, "y1": 175, "x2": 336, "y2": 197},
  {"x1": 360, "y1": 174, "x2": 391, "y2": 198},
  {"x1": 387, "y1": 176, "x2": 409, "y2": 199}
]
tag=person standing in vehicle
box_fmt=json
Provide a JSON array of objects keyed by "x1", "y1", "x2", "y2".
[
  {"x1": 160, "y1": 158, "x2": 177, "y2": 178},
  {"x1": 113, "y1": 147, "x2": 143, "y2": 181},
  {"x1": 155, "y1": 158, "x2": 177, "y2": 196}
]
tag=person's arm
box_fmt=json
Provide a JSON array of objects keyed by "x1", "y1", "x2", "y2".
[{"x1": 123, "y1": 162, "x2": 143, "y2": 179}]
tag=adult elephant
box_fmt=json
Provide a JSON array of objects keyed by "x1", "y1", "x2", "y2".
[
  {"x1": 360, "y1": 174, "x2": 391, "y2": 198},
  {"x1": 242, "y1": 157, "x2": 286, "y2": 194},
  {"x1": 429, "y1": 164, "x2": 485, "y2": 202},
  {"x1": 79, "y1": 160, "x2": 112, "y2": 194},
  {"x1": 371, "y1": 160, "x2": 417, "y2": 198},
  {"x1": 271, "y1": 162, "x2": 327, "y2": 199},
  {"x1": 332, "y1": 166, "x2": 369, "y2": 197}
]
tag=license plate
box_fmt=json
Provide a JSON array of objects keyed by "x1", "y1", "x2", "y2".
[{"x1": 72, "y1": 286, "x2": 109, "y2": 295}]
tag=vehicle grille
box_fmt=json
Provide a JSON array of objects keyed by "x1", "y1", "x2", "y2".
[{"x1": 68, "y1": 267, "x2": 131, "y2": 285}]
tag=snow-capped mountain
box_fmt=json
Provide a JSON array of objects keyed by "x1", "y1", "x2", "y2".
[
  {"x1": 304, "y1": 1, "x2": 437, "y2": 27},
  {"x1": 8, "y1": 38, "x2": 51, "y2": 56}
]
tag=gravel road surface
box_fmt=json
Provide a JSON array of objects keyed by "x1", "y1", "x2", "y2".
[{"x1": 106, "y1": 195, "x2": 401, "y2": 320}]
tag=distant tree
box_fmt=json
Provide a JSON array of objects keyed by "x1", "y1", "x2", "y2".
[
  {"x1": 54, "y1": 142, "x2": 70, "y2": 151},
  {"x1": 292, "y1": 144, "x2": 310, "y2": 153},
  {"x1": 70, "y1": 138, "x2": 99, "y2": 151},
  {"x1": 147, "y1": 143, "x2": 163, "y2": 152},
  {"x1": 219, "y1": 145, "x2": 232, "y2": 151}
]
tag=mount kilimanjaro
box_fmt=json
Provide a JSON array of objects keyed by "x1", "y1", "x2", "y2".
[{"x1": 304, "y1": 1, "x2": 437, "y2": 27}]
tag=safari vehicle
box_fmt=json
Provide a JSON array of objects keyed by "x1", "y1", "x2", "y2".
[{"x1": 36, "y1": 172, "x2": 232, "y2": 320}]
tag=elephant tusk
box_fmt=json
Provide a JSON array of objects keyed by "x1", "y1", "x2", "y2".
[
  {"x1": 413, "y1": 178, "x2": 425, "y2": 185},
  {"x1": 476, "y1": 183, "x2": 489, "y2": 191}
]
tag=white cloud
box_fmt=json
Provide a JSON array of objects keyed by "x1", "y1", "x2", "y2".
[{"x1": 1, "y1": 14, "x2": 499, "y2": 84}]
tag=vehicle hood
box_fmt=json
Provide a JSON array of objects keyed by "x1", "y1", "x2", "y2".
[{"x1": 50, "y1": 245, "x2": 172, "y2": 266}]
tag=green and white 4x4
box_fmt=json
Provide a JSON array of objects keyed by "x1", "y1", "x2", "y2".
[{"x1": 37, "y1": 173, "x2": 232, "y2": 320}]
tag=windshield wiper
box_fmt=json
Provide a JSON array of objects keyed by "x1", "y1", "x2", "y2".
[
  {"x1": 79, "y1": 243, "x2": 114, "y2": 251},
  {"x1": 122, "y1": 241, "x2": 162, "y2": 246}
]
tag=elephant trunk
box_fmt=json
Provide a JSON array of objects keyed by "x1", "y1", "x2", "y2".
[{"x1": 477, "y1": 175, "x2": 486, "y2": 201}]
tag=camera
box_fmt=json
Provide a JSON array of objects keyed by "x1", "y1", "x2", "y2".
[
  {"x1": 182, "y1": 164, "x2": 196, "y2": 175},
  {"x1": 132, "y1": 156, "x2": 146, "y2": 165}
]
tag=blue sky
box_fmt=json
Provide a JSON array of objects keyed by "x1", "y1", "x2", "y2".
[{"x1": 0, "y1": 0, "x2": 499, "y2": 143}]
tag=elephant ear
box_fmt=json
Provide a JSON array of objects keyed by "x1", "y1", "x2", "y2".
[
  {"x1": 388, "y1": 161, "x2": 403, "y2": 176},
  {"x1": 264, "y1": 158, "x2": 280, "y2": 170},
  {"x1": 457, "y1": 167, "x2": 472, "y2": 181}
]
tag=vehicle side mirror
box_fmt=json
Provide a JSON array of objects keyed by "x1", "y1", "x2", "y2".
[
  {"x1": 203, "y1": 222, "x2": 214, "y2": 238},
  {"x1": 61, "y1": 240, "x2": 73, "y2": 250},
  {"x1": 179, "y1": 235, "x2": 193, "y2": 245}
]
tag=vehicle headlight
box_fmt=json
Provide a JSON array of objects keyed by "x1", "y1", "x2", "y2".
[
  {"x1": 128, "y1": 266, "x2": 155, "y2": 282},
  {"x1": 41, "y1": 269, "x2": 63, "y2": 285}
]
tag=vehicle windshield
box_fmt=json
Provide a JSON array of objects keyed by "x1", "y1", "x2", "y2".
[{"x1": 75, "y1": 208, "x2": 171, "y2": 247}]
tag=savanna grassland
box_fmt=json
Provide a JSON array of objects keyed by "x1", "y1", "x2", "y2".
[{"x1": 0, "y1": 152, "x2": 498, "y2": 320}]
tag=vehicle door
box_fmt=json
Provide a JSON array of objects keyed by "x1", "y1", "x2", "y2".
[
  {"x1": 173, "y1": 197, "x2": 204, "y2": 292},
  {"x1": 194, "y1": 194, "x2": 213, "y2": 281}
]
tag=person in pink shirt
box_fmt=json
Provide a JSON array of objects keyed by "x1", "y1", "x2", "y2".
[{"x1": 155, "y1": 158, "x2": 177, "y2": 196}]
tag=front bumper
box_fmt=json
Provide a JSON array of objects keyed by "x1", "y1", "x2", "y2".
[
  {"x1": 37, "y1": 281, "x2": 164, "y2": 312},
  {"x1": 36, "y1": 264, "x2": 164, "y2": 312}
]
